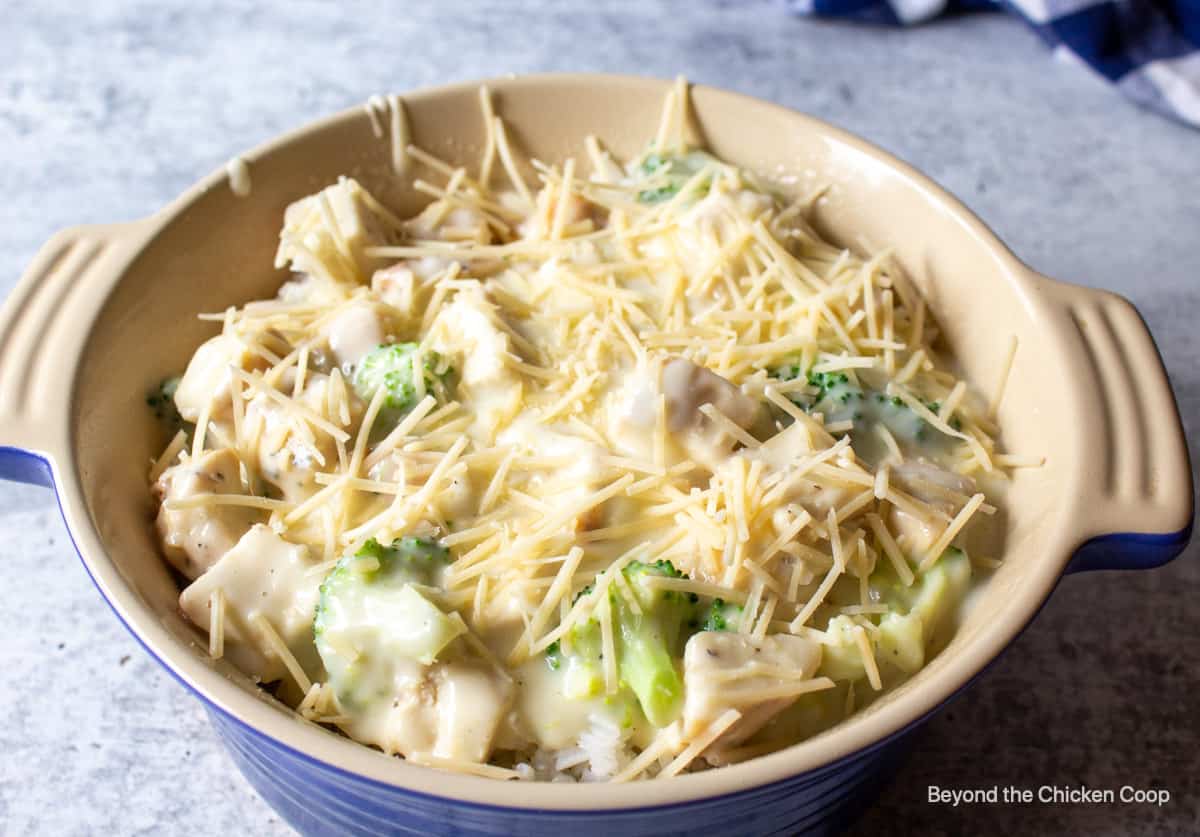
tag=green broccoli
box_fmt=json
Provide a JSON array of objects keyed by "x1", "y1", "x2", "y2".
[
  {"x1": 541, "y1": 583, "x2": 601, "y2": 684},
  {"x1": 351, "y1": 343, "x2": 451, "y2": 425},
  {"x1": 146, "y1": 375, "x2": 185, "y2": 430},
  {"x1": 817, "y1": 547, "x2": 972, "y2": 683},
  {"x1": 769, "y1": 362, "x2": 962, "y2": 463},
  {"x1": 542, "y1": 560, "x2": 700, "y2": 727},
  {"x1": 921, "y1": 401, "x2": 963, "y2": 432},
  {"x1": 770, "y1": 364, "x2": 863, "y2": 420},
  {"x1": 697, "y1": 598, "x2": 743, "y2": 632},
  {"x1": 612, "y1": 560, "x2": 700, "y2": 727},
  {"x1": 555, "y1": 618, "x2": 608, "y2": 700},
  {"x1": 634, "y1": 150, "x2": 717, "y2": 204},
  {"x1": 314, "y1": 536, "x2": 460, "y2": 705},
  {"x1": 346, "y1": 536, "x2": 449, "y2": 584},
  {"x1": 545, "y1": 640, "x2": 563, "y2": 671},
  {"x1": 543, "y1": 561, "x2": 765, "y2": 728},
  {"x1": 882, "y1": 546, "x2": 971, "y2": 639}
]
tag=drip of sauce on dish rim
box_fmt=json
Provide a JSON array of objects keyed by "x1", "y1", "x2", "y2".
[
  {"x1": 226, "y1": 156, "x2": 252, "y2": 197},
  {"x1": 363, "y1": 94, "x2": 409, "y2": 175}
]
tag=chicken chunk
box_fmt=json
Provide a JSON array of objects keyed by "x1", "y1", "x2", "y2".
[
  {"x1": 519, "y1": 186, "x2": 593, "y2": 239},
  {"x1": 430, "y1": 662, "x2": 513, "y2": 762},
  {"x1": 428, "y1": 288, "x2": 523, "y2": 436},
  {"x1": 408, "y1": 204, "x2": 493, "y2": 246},
  {"x1": 609, "y1": 357, "x2": 766, "y2": 468},
  {"x1": 154, "y1": 448, "x2": 259, "y2": 580},
  {"x1": 742, "y1": 422, "x2": 857, "y2": 520},
  {"x1": 498, "y1": 416, "x2": 608, "y2": 529},
  {"x1": 347, "y1": 660, "x2": 513, "y2": 764},
  {"x1": 179, "y1": 524, "x2": 322, "y2": 687},
  {"x1": 430, "y1": 288, "x2": 512, "y2": 386},
  {"x1": 275, "y1": 272, "x2": 344, "y2": 308},
  {"x1": 173, "y1": 334, "x2": 262, "y2": 424},
  {"x1": 372, "y1": 659, "x2": 439, "y2": 756},
  {"x1": 324, "y1": 302, "x2": 387, "y2": 371},
  {"x1": 243, "y1": 381, "x2": 339, "y2": 504},
  {"x1": 372, "y1": 263, "x2": 419, "y2": 318},
  {"x1": 662, "y1": 357, "x2": 762, "y2": 439},
  {"x1": 275, "y1": 178, "x2": 393, "y2": 283},
  {"x1": 887, "y1": 460, "x2": 978, "y2": 555},
  {"x1": 682, "y1": 631, "x2": 822, "y2": 758}
]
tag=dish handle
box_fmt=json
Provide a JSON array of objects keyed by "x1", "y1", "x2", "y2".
[
  {"x1": 0, "y1": 221, "x2": 152, "y2": 488},
  {"x1": 1037, "y1": 276, "x2": 1194, "y2": 572}
]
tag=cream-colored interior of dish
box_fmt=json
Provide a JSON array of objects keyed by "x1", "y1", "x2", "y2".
[{"x1": 70, "y1": 78, "x2": 1073, "y2": 779}]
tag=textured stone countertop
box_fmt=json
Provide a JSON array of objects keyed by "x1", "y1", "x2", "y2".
[{"x1": 1, "y1": 2, "x2": 1197, "y2": 835}]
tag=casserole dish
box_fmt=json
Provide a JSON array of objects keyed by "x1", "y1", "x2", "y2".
[{"x1": 0, "y1": 74, "x2": 1191, "y2": 836}]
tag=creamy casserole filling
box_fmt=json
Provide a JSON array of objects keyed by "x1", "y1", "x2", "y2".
[{"x1": 149, "y1": 81, "x2": 1026, "y2": 781}]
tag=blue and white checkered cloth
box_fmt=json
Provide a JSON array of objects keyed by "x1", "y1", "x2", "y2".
[{"x1": 784, "y1": 0, "x2": 1200, "y2": 129}]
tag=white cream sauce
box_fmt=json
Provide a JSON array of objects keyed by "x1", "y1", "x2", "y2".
[
  {"x1": 225, "y1": 156, "x2": 252, "y2": 197},
  {"x1": 179, "y1": 524, "x2": 323, "y2": 683}
]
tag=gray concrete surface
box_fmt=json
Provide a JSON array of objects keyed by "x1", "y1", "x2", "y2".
[{"x1": 0, "y1": 1, "x2": 1197, "y2": 835}]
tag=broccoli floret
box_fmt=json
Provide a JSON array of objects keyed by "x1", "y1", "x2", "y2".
[
  {"x1": 921, "y1": 401, "x2": 963, "y2": 431},
  {"x1": 544, "y1": 561, "x2": 761, "y2": 728},
  {"x1": 542, "y1": 560, "x2": 697, "y2": 727},
  {"x1": 351, "y1": 343, "x2": 451, "y2": 425},
  {"x1": 544, "y1": 615, "x2": 606, "y2": 699},
  {"x1": 769, "y1": 361, "x2": 965, "y2": 463},
  {"x1": 697, "y1": 598, "x2": 743, "y2": 632},
  {"x1": 541, "y1": 582, "x2": 605, "y2": 693},
  {"x1": 347, "y1": 536, "x2": 450, "y2": 586},
  {"x1": 610, "y1": 560, "x2": 699, "y2": 727},
  {"x1": 146, "y1": 375, "x2": 185, "y2": 430},
  {"x1": 820, "y1": 547, "x2": 973, "y2": 683},
  {"x1": 314, "y1": 536, "x2": 459, "y2": 705},
  {"x1": 771, "y1": 365, "x2": 863, "y2": 426},
  {"x1": 545, "y1": 640, "x2": 563, "y2": 671},
  {"x1": 634, "y1": 150, "x2": 717, "y2": 204},
  {"x1": 564, "y1": 618, "x2": 606, "y2": 694}
]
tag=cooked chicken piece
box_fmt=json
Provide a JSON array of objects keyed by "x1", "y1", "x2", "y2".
[
  {"x1": 887, "y1": 460, "x2": 977, "y2": 555},
  {"x1": 179, "y1": 524, "x2": 323, "y2": 687},
  {"x1": 372, "y1": 263, "x2": 419, "y2": 318},
  {"x1": 427, "y1": 287, "x2": 523, "y2": 435},
  {"x1": 429, "y1": 288, "x2": 513, "y2": 386},
  {"x1": 358, "y1": 660, "x2": 513, "y2": 764},
  {"x1": 437, "y1": 469, "x2": 475, "y2": 521},
  {"x1": 173, "y1": 334, "x2": 263, "y2": 423},
  {"x1": 431, "y1": 662, "x2": 514, "y2": 762},
  {"x1": 519, "y1": 187, "x2": 593, "y2": 239},
  {"x1": 243, "y1": 379, "x2": 339, "y2": 504},
  {"x1": 741, "y1": 421, "x2": 857, "y2": 520},
  {"x1": 275, "y1": 272, "x2": 344, "y2": 307},
  {"x1": 324, "y1": 302, "x2": 387, "y2": 371},
  {"x1": 375, "y1": 660, "x2": 440, "y2": 756},
  {"x1": 683, "y1": 631, "x2": 822, "y2": 760},
  {"x1": 275, "y1": 178, "x2": 393, "y2": 281},
  {"x1": 609, "y1": 357, "x2": 766, "y2": 469},
  {"x1": 661, "y1": 357, "x2": 761, "y2": 440},
  {"x1": 155, "y1": 448, "x2": 259, "y2": 580},
  {"x1": 497, "y1": 416, "x2": 608, "y2": 530},
  {"x1": 409, "y1": 205, "x2": 493, "y2": 246}
]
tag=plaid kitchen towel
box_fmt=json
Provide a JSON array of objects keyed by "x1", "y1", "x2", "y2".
[{"x1": 783, "y1": 0, "x2": 1200, "y2": 129}]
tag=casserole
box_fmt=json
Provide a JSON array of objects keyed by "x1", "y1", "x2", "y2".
[{"x1": 0, "y1": 74, "x2": 1190, "y2": 835}]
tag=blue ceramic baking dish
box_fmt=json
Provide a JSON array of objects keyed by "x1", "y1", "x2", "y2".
[{"x1": 0, "y1": 75, "x2": 1191, "y2": 835}]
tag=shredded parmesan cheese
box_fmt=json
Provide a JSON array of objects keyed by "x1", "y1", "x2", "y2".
[{"x1": 149, "y1": 78, "x2": 1020, "y2": 784}]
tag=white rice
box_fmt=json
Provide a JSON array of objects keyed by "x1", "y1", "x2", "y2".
[{"x1": 512, "y1": 713, "x2": 634, "y2": 782}]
